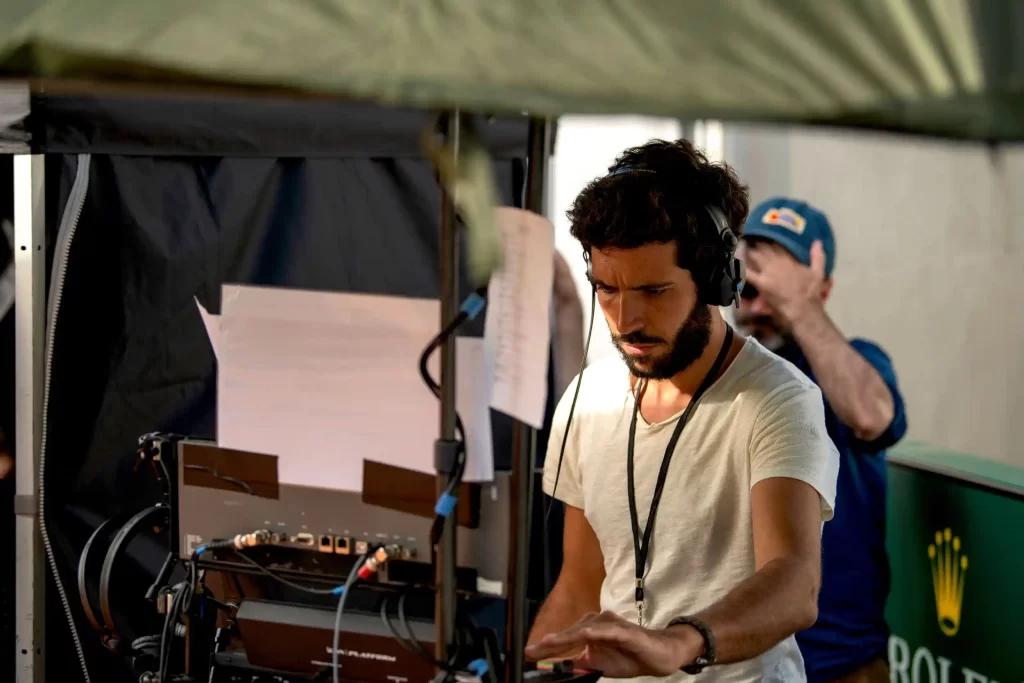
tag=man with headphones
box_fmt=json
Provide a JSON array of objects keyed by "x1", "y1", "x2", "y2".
[
  {"x1": 736, "y1": 198, "x2": 907, "y2": 683},
  {"x1": 525, "y1": 139, "x2": 839, "y2": 682}
]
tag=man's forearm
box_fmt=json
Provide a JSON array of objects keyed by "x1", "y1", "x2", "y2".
[
  {"x1": 790, "y1": 304, "x2": 894, "y2": 440},
  {"x1": 686, "y1": 557, "x2": 819, "y2": 664},
  {"x1": 528, "y1": 583, "x2": 599, "y2": 648}
]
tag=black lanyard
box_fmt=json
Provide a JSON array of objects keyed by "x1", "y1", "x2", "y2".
[{"x1": 626, "y1": 325, "x2": 734, "y2": 626}]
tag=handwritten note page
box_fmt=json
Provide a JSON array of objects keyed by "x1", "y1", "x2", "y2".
[{"x1": 484, "y1": 207, "x2": 554, "y2": 429}]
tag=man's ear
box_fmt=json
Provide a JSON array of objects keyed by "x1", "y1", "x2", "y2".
[{"x1": 820, "y1": 277, "x2": 833, "y2": 304}]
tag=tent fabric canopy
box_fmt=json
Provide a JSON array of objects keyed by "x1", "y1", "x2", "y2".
[
  {"x1": 0, "y1": 0, "x2": 1022, "y2": 141},
  {"x1": 0, "y1": 84, "x2": 535, "y2": 156}
]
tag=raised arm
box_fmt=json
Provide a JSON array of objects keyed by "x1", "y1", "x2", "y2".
[
  {"x1": 528, "y1": 504, "x2": 605, "y2": 647},
  {"x1": 789, "y1": 306, "x2": 895, "y2": 441},
  {"x1": 744, "y1": 239, "x2": 898, "y2": 442}
]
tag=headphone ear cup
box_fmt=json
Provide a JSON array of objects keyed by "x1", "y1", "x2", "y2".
[
  {"x1": 722, "y1": 230, "x2": 738, "y2": 251},
  {"x1": 712, "y1": 226, "x2": 745, "y2": 307},
  {"x1": 704, "y1": 255, "x2": 744, "y2": 307},
  {"x1": 720, "y1": 256, "x2": 745, "y2": 307}
]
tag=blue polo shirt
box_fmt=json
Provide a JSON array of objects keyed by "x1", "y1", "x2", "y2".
[{"x1": 776, "y1": 339, "x2": 908, "y2": 682}]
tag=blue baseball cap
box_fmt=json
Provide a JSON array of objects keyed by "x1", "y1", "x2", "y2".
[{"x1": 743, "y1": 197, "x2": 836, "y2": 277}]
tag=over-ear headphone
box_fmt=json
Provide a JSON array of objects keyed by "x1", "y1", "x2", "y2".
[
  {"x1": 703, "y1": 205, "x2": 745, "y2": 308},
  {"x1": 580, "y1": 204, "x2": 744, "y2": 307}
]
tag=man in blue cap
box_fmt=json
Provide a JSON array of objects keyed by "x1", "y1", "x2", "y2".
[{"x1": 736, "y1": 197, "x2": 907, "y2": 683}]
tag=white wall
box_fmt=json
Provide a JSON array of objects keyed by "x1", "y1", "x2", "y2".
[
  {"x1": 551, "y1": 115, "x2": 682, "y2": 364},
  {"x1": 725, "y1": 124, "x2": 1024, "y2": 466}
]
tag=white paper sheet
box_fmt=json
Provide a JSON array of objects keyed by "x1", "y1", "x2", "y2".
[
  {"x1": 195, "y1": 297, "x2": 221, "y2": 358},
  {"x1": 484, "y1": 208, "x2": 554, "y2": 429},
  {"x1": 213, "y1": 286, "x2": 494, "y2": 492}
]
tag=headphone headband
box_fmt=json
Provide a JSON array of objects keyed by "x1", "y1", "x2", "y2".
[
  {"x1": 606, "y1": 165, "x2": 655, "y2": 178},
  {"x1": 596, "y1": 166, "x2": 744, "y2": 306}
]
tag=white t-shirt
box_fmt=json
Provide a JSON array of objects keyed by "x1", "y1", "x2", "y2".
[{"x1": 542, "y1": 337, "x2": 839, "y2": 683}]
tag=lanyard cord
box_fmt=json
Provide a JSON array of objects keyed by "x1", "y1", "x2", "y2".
[{"x1": 626, "y1": 326, "x2": 734, "y2": 621}]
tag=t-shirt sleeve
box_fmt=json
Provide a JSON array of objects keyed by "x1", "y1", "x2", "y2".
[
  {"x1": 748, "y1": 381, "x2": 840, "y2": 521},
  {"x1": 850, "y1": 338, "x2": 908, "y2": 450},
  {"x1": 542, "y1": 374, "x2": 585, "y2": 509}
]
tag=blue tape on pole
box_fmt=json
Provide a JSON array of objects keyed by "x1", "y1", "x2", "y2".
[
  {"x1": 332, "y1": 585, "x2": 347, "y2": 596},
  {"x1": 460, "y1": 292, "x2": 486, "y2": 320},
  {"x1": 469, "y1": 658, "x2": 489, "y2": 677},
  {"x1": 195, "y1": 545, "x2": 207, "y2": 557},
  {"x1": 435, "y1": 492, "x2": 458, "y2": 517}
]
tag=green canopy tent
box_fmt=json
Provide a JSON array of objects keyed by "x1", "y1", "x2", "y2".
[
  {"x1": 1, "y1": 0, "x2": 1022, "y2": 141},
  {"x1": 3, "y1": 2, "x2": 1022, "y2": 683}
]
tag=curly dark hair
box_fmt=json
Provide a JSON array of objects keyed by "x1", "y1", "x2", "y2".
[{"x1": 568, "y1": 138, "x2": 749, "y2": 295}]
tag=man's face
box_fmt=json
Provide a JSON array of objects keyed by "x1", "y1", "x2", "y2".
[
  {"x1": 734, "y1": 239, "x2": 792, "y2": 350},
  {"x1": 589, "y1": 242, "x2": 712, "y2": 379}
]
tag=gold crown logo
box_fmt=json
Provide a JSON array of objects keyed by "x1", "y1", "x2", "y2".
[{"x1": 927, "y1": 528, "x2": 967, "y2": 636}]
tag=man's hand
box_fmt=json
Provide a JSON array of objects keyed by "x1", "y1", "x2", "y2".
[
  {"x1": 0, "y1": 434, "x2": 11, "y2": 479},
  {"x1": 743, "y1": 240, "x2": 827, "y2": 326},
  {"x1": 525, "y1": 611, "x2": 702, "y2": 678}
]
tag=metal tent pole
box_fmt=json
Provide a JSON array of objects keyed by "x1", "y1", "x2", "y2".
[
  {"x1": 506, "y1": 117, "x2": 552, "y2": 683},
  {"x1": 14, "y1": 154, "x2": 46, "y2": 683},
  {"x1": 435, "y1": 111, "x2": 461, "y2": 666}
]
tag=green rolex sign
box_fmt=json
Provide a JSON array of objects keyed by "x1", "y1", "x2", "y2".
[{"x1": 886, "y1": 441, "x2": 1024, "y2": 683}]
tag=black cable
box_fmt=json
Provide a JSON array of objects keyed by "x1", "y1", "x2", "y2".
[
  {"x1": 157, "y1": 592, "x2": 175, "y2": 683},
  {"x1": 146, "y1": 552, "x2": 178, "y2": 603},
  {"x1": 379, "y1": 594, "x2": 436, "y2": 663},
  {"x1": 157, "y1": 554, "x2": 192, "y2": 683},
  {"x1": 158, "y1": 575, "x2": 188, "y2": 683},
  {"x1": 397, "y1": 592, "x2": 443, "y2": 664},
  {"x1": 202, "y1": 596, "x2": 238, "y2": 614},
  {"x1": 156, "y1": 458, "x2": 172, "y2": 498},
  {"x1": 379, "y1": 595, "x2": 415, "y2": 655},
  {"x1": 415, "y1": 290, "x2": 494, "y2": 681},
  {"x1": 419, "y1": 290, "x2": 486, "y2": 544},
  {"x1": 381, "y1": 591, "x2": 471, "y2": 676},
  {"x1": 186, "y1": 556, "x2": 199, "y2": 612},
  {"x1": 183, "y1": 464, "x2": 254, "y2": 495},
  {"x1": 429, "y1": 439, "x2": 466, "y2": 545},
  {"x1": 418, "y1": 311, "x2": 470, "y2": 399},
  {"x1": 215, "y1": 547, "x2": 344, "y2": 596},
  {"x1": 418, "y1": 316, "x2": 469, "y2": 447},
  {"x1": 545, "y1": 285, "x2": 597, "y2": 524}
]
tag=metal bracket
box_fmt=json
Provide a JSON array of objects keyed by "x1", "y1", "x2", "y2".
[{"x1": 14, "y1": 494, "x2": 36, "y2": 517}]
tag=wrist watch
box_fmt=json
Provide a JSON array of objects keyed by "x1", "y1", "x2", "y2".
[{"x1": 667, "y1": 616, "x2": 716, "y2": 675}]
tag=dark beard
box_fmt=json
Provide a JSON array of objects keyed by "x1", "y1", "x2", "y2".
[{"x1": 613, "y1": 303, "x2": 713, "y2": 380}]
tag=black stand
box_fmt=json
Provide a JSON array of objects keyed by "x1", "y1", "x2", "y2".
[
  {"x1": 506, "y1": 118, "x2": 552, "y2": 683},
  {"x1": 433, "y1": 115, "x2": 553, "y2": 683},
  {"x1": 435, "y1": 110, "x2": 462, "y2": 668}
]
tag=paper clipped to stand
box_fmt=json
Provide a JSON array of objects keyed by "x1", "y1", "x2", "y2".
[
  {"x1": 203, "y1": 287, "x2": 494, "y2": 493},
  {"x1": 484, "y1": 207, "x2": 554, "y2": 429}
]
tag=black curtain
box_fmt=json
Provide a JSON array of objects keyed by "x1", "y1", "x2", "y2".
[{"x1": 41, "y1": 150, "x2": 564, "y2": 681}]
